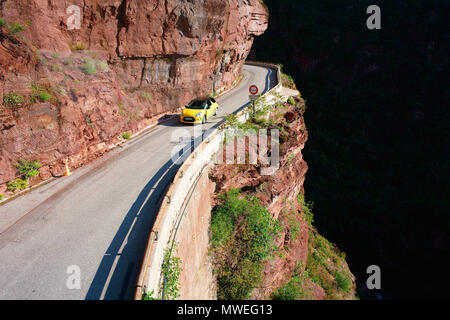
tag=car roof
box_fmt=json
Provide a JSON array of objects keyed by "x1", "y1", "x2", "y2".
[{"x1": 191, "y1": 97, "x2": 210, "y2": 103}]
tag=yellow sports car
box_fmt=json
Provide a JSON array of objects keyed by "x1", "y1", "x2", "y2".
[{"x1": 180, "y1": 97, "x2": 219, "y2": 124}]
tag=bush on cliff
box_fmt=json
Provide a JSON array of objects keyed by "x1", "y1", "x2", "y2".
[
  {"x1": 80, "y1": 58, "x2": 98, "y2": 75},
  {"x1": 210, "y1": 189, "x2": 280, "y2": 299},
  {"x1": 3, "y1": 92, "x2": 24, "y2": 109},
  {"x1": 8, "y1": 22, "x2": 26, "y2": 35},
  {"x1": 15, "y1": 159, "x2": 41, "y2": 180},
  {"x1": 7, "y1": 178, "x2": 28, "y2": 192}
]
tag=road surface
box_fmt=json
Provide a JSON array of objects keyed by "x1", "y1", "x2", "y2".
[{"x1": 0, "y1": 64, "x2": 277, "y2": 300}]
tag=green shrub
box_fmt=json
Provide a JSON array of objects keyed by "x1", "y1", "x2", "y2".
[
  {"x1": 287, "y1": 153, "x2": 295, "y2": 164},
  {"x1": 38, "y1": 91, "x2": 52, "y2": 102},
  {"x1": 8, "y1": 22, "x2": 25, "y2": 35},
  {"x1": 15, "y1": 159, "x2": 41, "y2": 179},
  {"x1": 142, "y1": 290, "x2": 160, "y2": 300},
  {"x1": 271, "y1": 276, "x2": 303, "y2": 300},
  {"x1": 30, "y1": 84, "x2": 53, "y2": 103},
  {"x1": 69, "y1": 43, "x2": 85, "y2": 51},
  {"x1": 211, "y1": 189, "x2": 280, "y2": 299},
  {"x1": 281, "y1": 73, "x2": 296, "y2": 89},
  {"x1": 287, "y1": 212, "x2": 300, "y2": 241},
  {"x1": 225, "y1": 113, "x2": 238, "y2": 127},
  {"x1": 160, "y1": 243, "x2": 182, "y2": 300},
  {"x1": 80, "y1": 59, "x2": 98, "y2": 75},
  {"x1": 86, "y1": 116, "x2": 93, "y2": 127},
  {"x1": 0, "y1": 194, "x2": 4, "y2": 201},
  {"x1": 288, "y1": 97, "x2": 295, "y2": 105},
  {"x1": 50, "y1": 64, "x2": 63, "y2": 72},
  {"x1": 3, "y1": 92, "x2": 24, "y2": 109},
  {"x1": 335, "y1": 271, "x2": 352, "y2": 292},
  {"x1": 7, "y1": 178, "x2": 28, "y2": 192},
  {"x1": 0, "y1": 17, "x2": 6, "y2": 27},
  {"x1": 122, "y1": 132, "x2": 131, "y2": 140}
]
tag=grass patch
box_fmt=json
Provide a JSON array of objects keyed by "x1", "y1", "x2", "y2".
[
  {"x1": 8, "y1": 22, "x2": 26, "y2": 35},
  {"x1": 69, "y1": 43, "x2": 85, "y2": 51},
  {"x1": 118, "y1": 103, "x2": 126, "y2": 115},
  {"x1": 271, "y1": 264, "x2": 313, "y2": 300},
  {"x1": 80, "y1": 58, "x2": 98, "y2": 75},
  {"x1": 306, "y1": 229, "x2": 352, "y2": 299},
  {"x1": 0, "y1": 194, "x2": 4, "y2": 201},
  {"x1": 335, "y1": 270, "x2": 352, "y2": 292},
  {"x1": 30, "y1": 84, "x2": 54, "y2": 103},
  {"x1": 122, "y1": 132, "x2": 131, "y2": 140},
  {"x1": 85, "y1": 116, "x2": 93, "y2": 127},
  {"x1": 281, "y1": 200, "x2": 301, "y2": 242},
  {"x1": 3, "y1": 92, "x2": 24, "y2": 109},
  {"x1": 286, "y1": 153, "x2": 295, "y2": 164},
  {"x1": 38, "y1": 91, "x2": 52, "y2": 101},
  {"x1": 50, "y1": 64, "x2": 63, "y2": 72},
  {"x1": 288, "y1": 97, "x2": 295, "y2": 105}
]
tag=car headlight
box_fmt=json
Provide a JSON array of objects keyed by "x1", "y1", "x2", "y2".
[{"x1": 195, "y1": 112, "x2": 203, "y2": 118}]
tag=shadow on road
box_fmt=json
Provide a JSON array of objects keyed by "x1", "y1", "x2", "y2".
[{"x1": 85, "y1": 157, "x2": 181, "y2": 300}]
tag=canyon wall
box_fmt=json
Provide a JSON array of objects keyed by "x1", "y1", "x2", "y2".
[
  {"x1": 0, "y1": 0, "x2": 268, "y2": 193},
  {"x1": 208, "y1": 92, "x2": 356, "y2": 300}
]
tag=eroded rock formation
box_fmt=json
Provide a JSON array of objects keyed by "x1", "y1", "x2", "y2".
[{"x1": 0, "y1": 0, "x2": 268, "y2": 193}]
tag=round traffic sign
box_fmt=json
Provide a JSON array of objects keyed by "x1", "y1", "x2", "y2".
[{"x1": 249, "y1": 85, "x2": 259, "y2": 95}]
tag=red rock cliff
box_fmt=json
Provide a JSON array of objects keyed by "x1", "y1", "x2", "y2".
[
  {"x1": 0, "y1": 0, "x2": 268, "y2": 192},
  {"x1": 209, "y1": 86, "x2": 356, "y2": 300}
]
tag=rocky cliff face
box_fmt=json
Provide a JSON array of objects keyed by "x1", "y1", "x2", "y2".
[
  {"x1": 0, "y1": 0, "x2": 268, "y2": 193},
  {"x1": 209, "y1": 86, "x2": 356, "y2": 300}
]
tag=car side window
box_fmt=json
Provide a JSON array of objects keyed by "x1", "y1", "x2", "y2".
[
  {"x1": 207, "y1": 100, "x2": 212, "y2": 107},
  {"x1": 211, "y1": 98, "x2": 216, "y2": 103}
]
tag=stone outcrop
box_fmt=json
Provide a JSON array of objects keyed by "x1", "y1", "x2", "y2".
[
  {"x1": 209, "y1": 92, "x2": 356, "y2": 300},
  {"x1": 0, "y1": 0, "x2": 268, "y2": 193}
]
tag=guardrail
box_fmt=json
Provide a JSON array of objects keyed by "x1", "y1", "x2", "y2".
[{"x1": 134, "y1": 62, "x2": 281, "y2": 300}]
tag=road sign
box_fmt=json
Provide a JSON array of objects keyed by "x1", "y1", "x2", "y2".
[{"x1": 249, "y1": 85, "x2": 258, "y2": 95}]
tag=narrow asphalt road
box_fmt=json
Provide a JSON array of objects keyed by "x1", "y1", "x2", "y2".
[{"x1": 0, "y1": 64, "x2": 277, "y2": 300}]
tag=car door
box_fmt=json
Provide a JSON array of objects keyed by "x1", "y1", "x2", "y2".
[
  {"x1": 206, "y1": 100, "x2": 213, "y2": 118},
  {"x1": 210, "y1": 98, "x2": 218, "y2": 113}
]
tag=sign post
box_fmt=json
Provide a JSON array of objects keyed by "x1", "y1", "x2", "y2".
[{"x1": 249, "y1": 85, "x2": 259, "y2": 120}]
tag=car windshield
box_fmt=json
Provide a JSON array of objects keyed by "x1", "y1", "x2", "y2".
[{"x1": 186, "y1": 100, "x2": 207, "y2": 109}]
